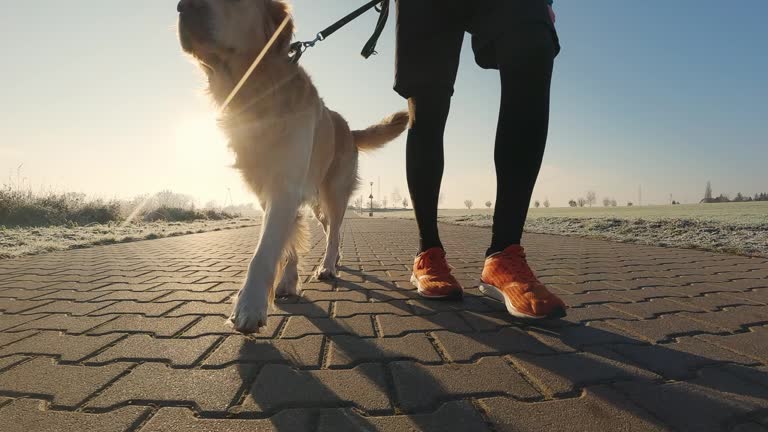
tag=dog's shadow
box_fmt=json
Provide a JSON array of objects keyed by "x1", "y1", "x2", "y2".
[{"x1": 229, "y1": 265, "x2": 768, "y2": 432}]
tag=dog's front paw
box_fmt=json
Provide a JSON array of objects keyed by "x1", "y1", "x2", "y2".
[
  {"x1": 315, "y1": 266, "x2": 337, "y2": 281},
  {"x1": 226, "y1": 292, "x2": 268, "y2": 334}
]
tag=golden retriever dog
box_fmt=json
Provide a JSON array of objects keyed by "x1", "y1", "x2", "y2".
[{"x1": 178, "y1": 0, "x2": 408, "y2": 333}]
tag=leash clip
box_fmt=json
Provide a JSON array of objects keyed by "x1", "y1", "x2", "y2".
[{"x1": 289, "y1": 32, "x2": 325, "y2": 64}]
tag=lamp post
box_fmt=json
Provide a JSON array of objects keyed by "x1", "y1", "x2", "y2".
[{"x1": 369, "y1": 182, "x2": 374, "y2": 217}]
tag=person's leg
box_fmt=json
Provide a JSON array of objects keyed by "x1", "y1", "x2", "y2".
[
  {"x1": 406, "y1": 92, "x2": 452, "y2": 253},
  {"x1": 394, "y1": 0, "x2": 464, "y2": 254},
  {"x1": 486, "y1": 24, "x2": 557, "y2": 256}
]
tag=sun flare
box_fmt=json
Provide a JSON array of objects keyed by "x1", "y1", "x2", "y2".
[{"x1": 173, "y1": 113, "x2": 232, "y2": 167}]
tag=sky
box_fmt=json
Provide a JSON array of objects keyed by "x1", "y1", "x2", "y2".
[{"x1": 1, "y1": 0, "x2": 766, "y2": 208}]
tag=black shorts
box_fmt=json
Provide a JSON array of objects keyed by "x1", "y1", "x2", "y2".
[{"x1": 394, "y1": 0, "x2": 560, "y2": 98}]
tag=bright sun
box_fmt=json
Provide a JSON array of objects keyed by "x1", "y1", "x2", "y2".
[{"x1": 173, "y1": 113, "x2": 232, "y2": 168}]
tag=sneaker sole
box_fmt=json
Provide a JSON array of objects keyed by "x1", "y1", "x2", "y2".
[
  {"x1": 410, "y1": 274, "x2": 463, "y2": 300},
  {"x1": 479, "y1": 283, "x2": 566, "y2": 319}
]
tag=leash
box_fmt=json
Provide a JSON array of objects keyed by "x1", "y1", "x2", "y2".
[
  {"x1": 219, "y1": 14, "x2": 293, "y2": 113},
  {"x1": 289, "y1": 0, "x2": 390, "y2": 64},
  {"x1": 219, "y1": 1, "x2": 390, "y2": 113}
]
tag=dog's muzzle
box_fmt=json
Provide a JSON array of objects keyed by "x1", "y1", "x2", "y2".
[{"x1": 178, "y1": 0, "x2": 212, "y2": 45}]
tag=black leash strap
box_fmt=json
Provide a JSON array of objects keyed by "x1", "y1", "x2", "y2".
[{"x1": 289, "y1": 0, "x2": 389, "y2": 64}]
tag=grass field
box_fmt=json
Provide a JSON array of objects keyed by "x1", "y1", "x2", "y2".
[
  {"x1": 376, "y1": 202, "x2": 768, "y2": 257},
  {"x1": 376, "y1": 202, "x2": 768, "y2": 225},
  {"x1": 0, "y1": 218, "x2": 259, "y2": 259}
]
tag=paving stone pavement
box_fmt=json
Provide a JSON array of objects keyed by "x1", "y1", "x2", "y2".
[{"x1": 1, "y1": 217, "x2": 767, "y2": 431}]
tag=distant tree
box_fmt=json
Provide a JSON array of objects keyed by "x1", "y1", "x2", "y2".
[
  {"x1": 402, "y1": 198, "x2": 409, "y2": 208},
  {"x1": 734, "y1": 192, "x2": 745, "y2": 202},
  {"x1": 577, "y1": 198, "x2": 587, "y2": 207},
  {"x1": 204, "y1": 200, "x2": 219, "y2": 210},
  {"x1": 568, "y1": 200, "x2": 577, "y2": 208},
  {"x1": 611, "y1": 199, "x2": 618, "y2": 207},
  {"x1": 382, "y1": 197, "x2": 388, "y2": 209},
  {"x1": 544, "y1": 199, "x2": 550, "y2": 208},
  {"x1": 485, "y1": 201, "x2": 493, "y2": 209},
  {"x1": 534, "y1": 200, "x2": 541, "y2": 208},
  {"x1": 586, "y1": 191, "x2": 597, "y2": 207},
  {"x1": 704, "y1": 181, "x2": 713, "y2": 202},
  {"x1": 353, "y1": 196, "x2": 363, "y2": 210},
  {"x1": 464, "y1": 200, "x2": 473, "y2": 210},
  {"x1": 627, "y1": 202, "x2": 634, "y2": 207},
  {"x1": 602, "y1": 198, "x2": 611, "y2": 207}
]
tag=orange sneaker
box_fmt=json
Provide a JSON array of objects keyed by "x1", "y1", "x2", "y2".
[
  {"x1": 410, "y1": 247, "x2": 464, "y2": 300},
  {"x1": 480, "y1": 245, "x2": 566, "y2": 319}
]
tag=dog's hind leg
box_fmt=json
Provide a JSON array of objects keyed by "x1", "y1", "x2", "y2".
[
  {"x1": 276, "y1": 213, "x2": 309, "y2": 297},
  {"x1": 312, "y1": 202, "x2": 328, "y2": 235},
  {"x1": 316, "y1": 186, "x2": 350, "y2": 281}
]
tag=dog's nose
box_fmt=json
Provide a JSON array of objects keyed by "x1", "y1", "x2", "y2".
[{"x1": 177, "y1": 0, "x2": 204, "y2": 14}]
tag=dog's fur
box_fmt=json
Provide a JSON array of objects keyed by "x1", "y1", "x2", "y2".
[{"x1": 178, "y1": 0, "x2": 408, "y2": 333}]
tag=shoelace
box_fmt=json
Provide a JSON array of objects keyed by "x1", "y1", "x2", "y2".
[
  {"x1": 420, "y1": 251, "x2": 453, "y2": 277},
  {"x1": 495, "y1": 248, "x2": 538, "y2": 284}
]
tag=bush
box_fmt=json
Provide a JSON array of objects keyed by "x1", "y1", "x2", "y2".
[
  {"x1": 0, "y1": 186, "x2": 121, "y2": 228},
  {"x1": 141, "y1": 206, "x2": 239, "y2": 223},
  {"x1": 1, "y1": 184, "x2": 242, "y2": 227}
]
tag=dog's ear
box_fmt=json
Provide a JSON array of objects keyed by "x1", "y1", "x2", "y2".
[{"x1": 265, "y1": 0, "x2": 294, "y2": 54}]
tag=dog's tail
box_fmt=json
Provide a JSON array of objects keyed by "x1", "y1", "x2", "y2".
[{"x1": 353, "y1": 111, "x2": 410, "y2": 152}]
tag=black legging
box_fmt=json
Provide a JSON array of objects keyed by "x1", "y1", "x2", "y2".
[{"x1": 406, "y1": 49, "x2": 554, "y2": 256}]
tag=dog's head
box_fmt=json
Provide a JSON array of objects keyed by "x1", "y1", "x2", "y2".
[{"x1": 178, "y1": 0, "x2": 293, "y2": 74}]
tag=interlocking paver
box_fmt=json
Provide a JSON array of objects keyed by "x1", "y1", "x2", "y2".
[
  {"x1": 242, "y1": 363, "x2": 391, "y2": 413},
  {"x1": 698, "y1": 327, "x2": 768, "y2": 363},
  {"x1": 87, "y1": 363, "x2": 244, "y2": 412},
  {"x1": 328, "y1": 333, "x2": 442, "y2": 367},
  {"x1": 606, "y1": 299, "x2": 707, "y2": 319},
  {"x1": 0, "y1": 355, "x2": 27, "y2": 371},
  {"x1": 0, "y1": 399, "x2": 149, "y2": 432},
  {"x1": 608, "y1": 337, "x2": 757, "y2": 380},
  {"x1": 87, "y1": 315, "x2": 198, "y2": 337},
  {"x1": 203, "y1": 335, "x2": 323, "y2": 368},
  {"x1": 482, "y1": 385, "x2": 666, "y2": 431},
  {"x1": 391, "y1": 356, "x2": 541, "y2": 411},
  {"x1": 0, "y1": 331, "x2": 122, "y2": 361},
  {"x1": 165, "y1": 301, "x2": 231, "y2": 317},
  {"x1": 12, "y1": 314, "x2": 114, "y2": 334},
  {"x1": 0, "y1": 358, "x2": 130, "y2": 407},
  {"x1": 0, "y1": 299, "x2": 53, "y2": 313},
  {"x1": 317, "y1": 400, "x2": 490, "y2": 431},
  {"x1": 680, "y1": 307, "x2": 768, "y2": 332},
  {"x1": 616, "y1": 379, "x2": 768, "y2": 432},
  {"x1": 0, "y1": 313, "x2": 45, "y2": 331},
  {"x1": 433, "y1": 328, "x2": 556, "y2": 362},
  {"x1": 282, "y1": 315, "x2": 375, "y2": 338},
  {"x1": 154, "y1": 290, "x2": 232, "y2": 303},
  {"x1": 19, "y1": 301, "x2": 114, "y2": 316},
  {"x1": 377, "y1": 312, "x2": 471, "y2": 337},
  {"x1": 87, "y1": 334, "x2": 220, "y2": 366},
  {"x1": 139, "y1": 407, "x2": 313, "y2": 431},
  {"x1": 605, "y1": 314, "x2": 728, "y2": 343},
  {"x1": 0, "y1": 217, "x2": 767, "y2": 429},
  {"x1": 91, "y1": 301, "x2": 184, "y2": 317},
  {"x1": 508, "y1": 351, "x2": 660, "y2": 396},
  {"x1": 0, "y1": 330, "x2": 36, "y2": 348},
  {"x1": 181, "y1": 315, "x2": 282, "y2": 337},
  {"x1": 334, "y1": 300, "x2": 412, "y2": 317}
]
